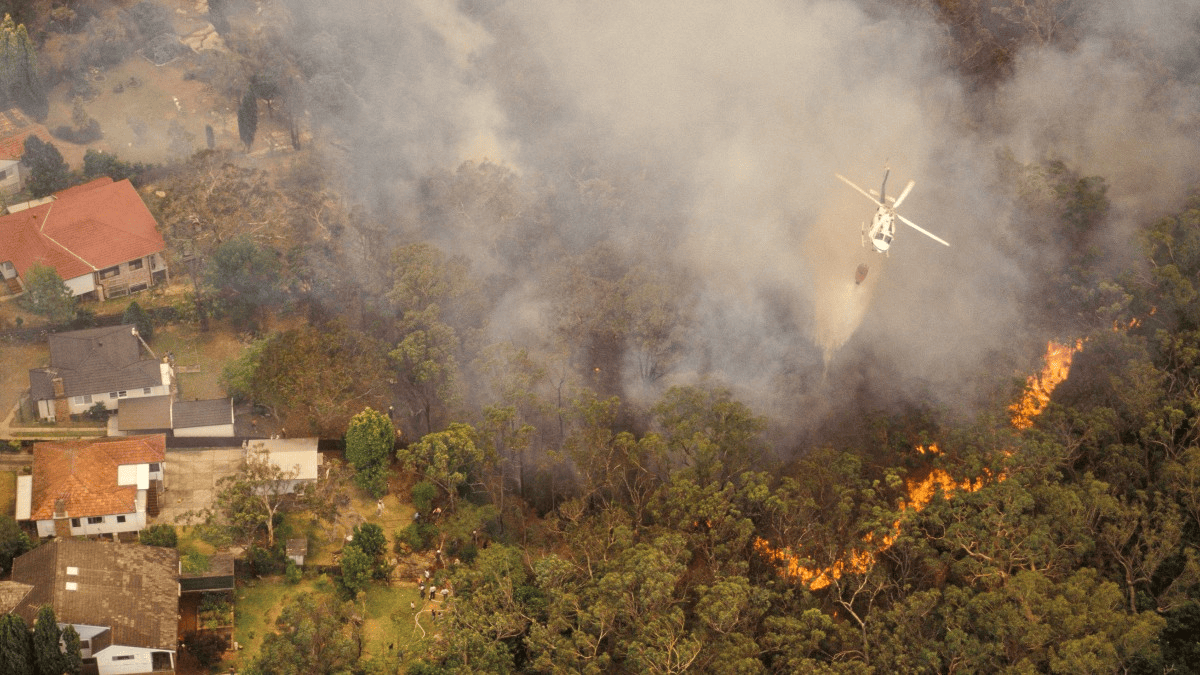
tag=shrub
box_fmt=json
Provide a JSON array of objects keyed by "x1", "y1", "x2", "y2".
[
  {"x1": 411, "y1": 481, "x2": 437, "y2": 514},
  {"x1": 50, "y1": 119, "x2": 102, "y2": 144},
  {"x1": 85, "y1": 402, "x2": 110, "y2": 421},
  {"x1": 182, "y1": 551, "x2": 210, "y2": 574},
  {"x1": 246, "y1": 543, "x2": 287, "y2": 576},
  {"x1": 285, "y1": 561, "x2": 302, "y2": 584},
  {"x1": 183, "y1": 630, "x2": 228, "y2": 669},
  {"x1": 140, "y1": 524, "x2": 177, "y2": 548},
  {"x1": 395, "y1": 522, "x2": 435, "y2": 553}
]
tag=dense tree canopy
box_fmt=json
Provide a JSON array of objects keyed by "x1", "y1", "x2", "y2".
[
  {"x1": 21, "y1": 136, "x2": 68, "y2": 198},
  {"x1": 203, "y1": 236, "x2": 285, "y2": 331},
  {"x1": 344, "y1": 406, "x2": 395, "y2": 497},
  {"x1": 46, "y1": 2, "x2": 1194, "y2": 669},
  {"x1": 250, "y1": 594, "x2": 357, "y2": 675},
  {"x1": 221, "y1": 321, "x2": 389, "y2": 435}
]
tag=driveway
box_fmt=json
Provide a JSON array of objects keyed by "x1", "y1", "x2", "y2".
[{"x1": 155, "y1": 447, "x2": 244, "y2": 525}]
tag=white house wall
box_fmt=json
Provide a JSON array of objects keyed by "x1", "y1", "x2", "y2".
[
  {"x1": 63, "y1": 623, "x2": 109, "y2": 658},
  {"x1": 64, "y1": 273, "x2": 96, "y2": 297},
  {"x1": 65, "y1": 383, "x2": 171, "y2": 416},
  {"x1": 92, "y1": 644, "x2": 173, "y2": 675},
  {"x1": 173, "y1": 423, "x2": 235, "y2": 437},
  {"x1": 15, "y1": 475, "x2": 31, "y2": 520},
  {"x1": 0, "y1": 158, "x2": 20, "y2": 194},
  {"x1": 37, "y1": 511, "x2": 145, "y2": 538}
]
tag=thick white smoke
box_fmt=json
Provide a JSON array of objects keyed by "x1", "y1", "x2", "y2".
[{"x1": 291, "y1": 0, "x2": 1200, "y2": 423}]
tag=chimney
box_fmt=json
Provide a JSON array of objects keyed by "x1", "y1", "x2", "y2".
[{"x1": 52, "y1": 376, "x2": 69, "y2": 421}]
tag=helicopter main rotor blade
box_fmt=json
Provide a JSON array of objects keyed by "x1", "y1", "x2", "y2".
[
  {"x1": 891, "y1": 179, "x2": 915, "y2": 208},
  {"x1": 835, "y1": 174, "x2": 884, "y2": 207},
  {"x1": 897, "y1": 213, "x2": 950, "y2": 247}
]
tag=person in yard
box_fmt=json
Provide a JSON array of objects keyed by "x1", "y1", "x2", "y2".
[{"x1": 377, "y1": 500, "x2": 384, "y2": 516}]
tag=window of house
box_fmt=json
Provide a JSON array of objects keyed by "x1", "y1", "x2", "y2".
[
  {"x1": 83, "y1": 394, "x2": 92, "y2": 404},
  {"x1": 87, "y1": 516, "x2": 103, "y2": 525},
  {"x1": 128, "y1": 259, "x2": 143, "y2": 271},
  {"x1": 112, "y1": 655, "x2": 135, "y2": 661},
  {"x1": 116, "y1": 515, "x2": 126, "y2": 523},
  {"x1": 143, "y1": 387, "x2": 152, "y2": 395},
  {"x1": 71, "y1": 518, "x2": 80, "y2": 527},
  {"x1": 99, "y1": 265, "x2": 120, "y2": 279},
  {"x1": 73, "y1": 395, "x2": 86, "y2": 405},
  {"x1": 150, "y1": 256, "x2": 158, "y2": 270},
  {"x1": 149, "y1": 463, "x2": 160, "y2": 472},
  {"x1": 117, "y1": 391, "x2": 127, "y2": 398},
  {"x1": 109, "y1": 392, "x2": 118, "y2": 399}
]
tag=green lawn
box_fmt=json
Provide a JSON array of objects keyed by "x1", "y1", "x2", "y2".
[
  {"x1": 232, "y1": 576, "x2": 337, "y2": 667},
  {"x1": 362, "y1": 585, "x2": 430, "y2": 662}
]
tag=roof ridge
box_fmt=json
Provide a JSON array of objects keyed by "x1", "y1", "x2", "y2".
[{"x1": 33, "y1": 201, "x2": 98, "y2": 271}]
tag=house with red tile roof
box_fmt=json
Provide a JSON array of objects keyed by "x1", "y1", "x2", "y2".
[
  {"x1": 14, "y1": 434, "x2": 166, "y2": 538},
  {"x1": 0, "y1": 177, "x2": 168, "y2": 299},
  {"x1": 0, "y1": 107, "x2": 53, "y2": 195}
]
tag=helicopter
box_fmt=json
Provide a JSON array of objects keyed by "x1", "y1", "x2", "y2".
[{"x1": 835, "y1": 167, "x2": 950, "y2": 254}]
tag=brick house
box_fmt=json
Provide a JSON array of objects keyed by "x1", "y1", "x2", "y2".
[
  {"x1": 0, "y1": 177, "x2": 168, "y2": 299},
  {"x1": 14, "y1": 435, "x2": 166, "y2": 539},
  {"x1": 28, "y1": 324, "x2": 174, "y2": 421}
]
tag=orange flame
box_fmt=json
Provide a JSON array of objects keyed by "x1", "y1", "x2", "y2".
[
  {"x1": 761, "y1": 341, "x2": 1075, "y2": 588},
  {"x1": 1009, "y1": 340, "x2": 1082, "y2": 429},
  {"x1": 756, "y1": 458, "x2": 985, "y2": 589}
]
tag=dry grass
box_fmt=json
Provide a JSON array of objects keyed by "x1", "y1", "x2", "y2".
[
  {"x1": 152, "y1": 322, "x2": 248, "y2": 400},
  {"x1": 0, "y1": 471, "x2": 15, "y2": 516},
  {"x1": 0, "y1": 340, "x2": 47, "y2": 420}
]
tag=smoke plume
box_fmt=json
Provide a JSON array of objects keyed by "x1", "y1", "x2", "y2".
[{"x1": 282, "y1": 0, "x2": 1200, "y2": 432}]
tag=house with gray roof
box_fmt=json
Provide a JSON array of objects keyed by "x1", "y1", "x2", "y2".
[
  {"x1": 172, "y1": 398, "x2": 235, "y2": 437},
  {"x1": 115, "y1": 396, "x2": 235, "y2": 437},
  {"x1": 9, "y1": 539, "x2": 179, "y2": 675},
  {"x1": 28, "y1": 324, "x2": 173, "y2": 422}
]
